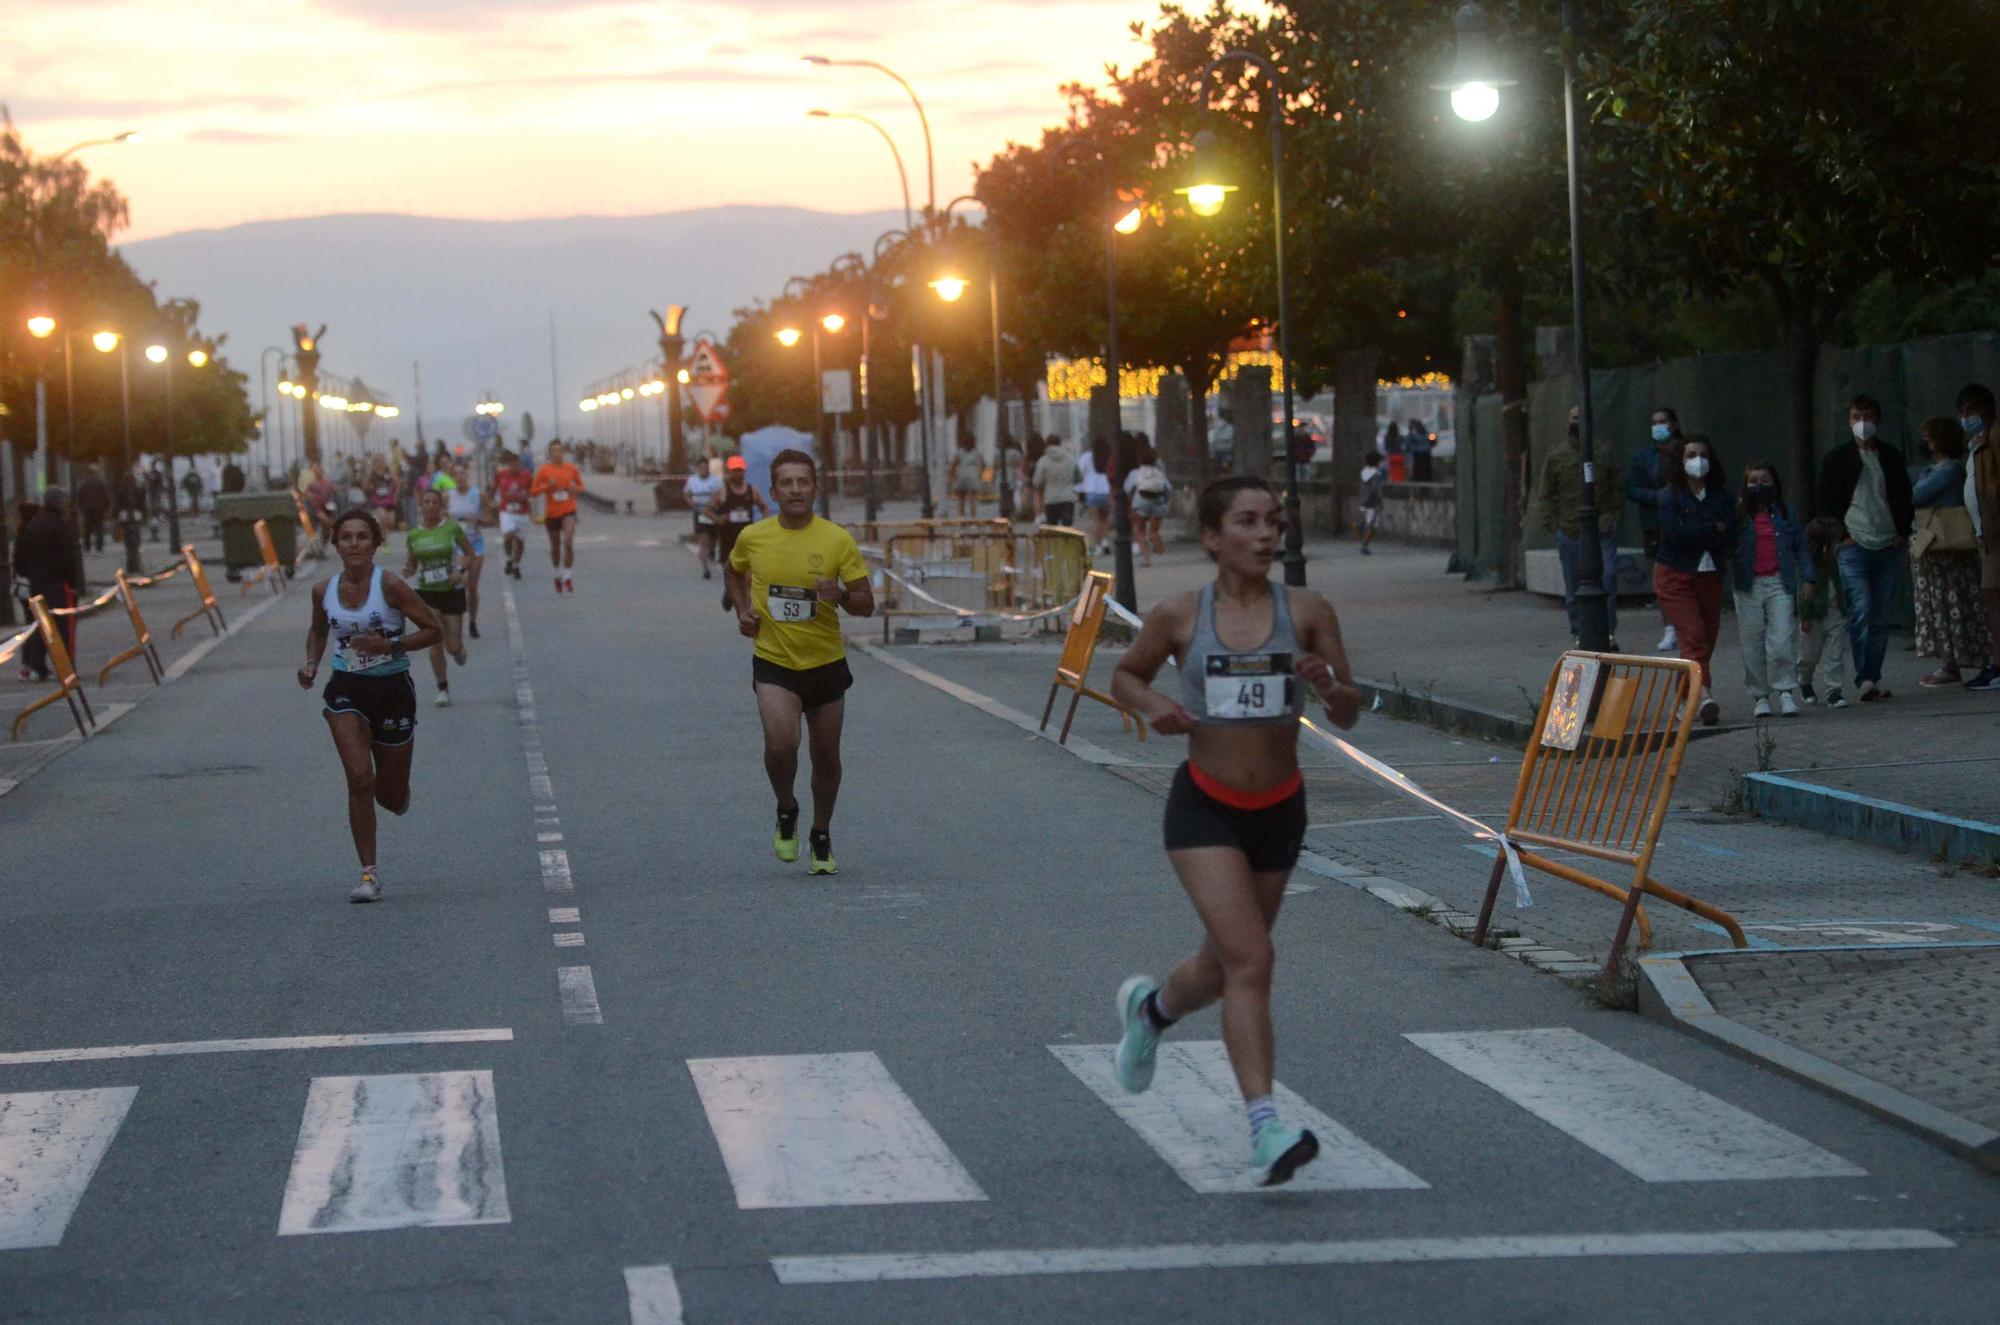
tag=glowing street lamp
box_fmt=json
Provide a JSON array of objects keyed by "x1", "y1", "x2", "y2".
[
  {"x1": 1435, "y1": 2, "x2": 1514, "y2": 123},
  {"x1": 26, "y1": 316, "x2": 55, "y2": 339},
  {"x1": 144, "y1": 344, "x2": 167, "y2": 364},
  {"x1": 186, "y1": 349, "x2": 208, "y2": 368},
  {"x1": 92, "y1": 331, "x2": 120, "y2": 353},
  {"x1": 820, "y1": 312, "x2": 846, "y2": 334},
  {"x1": 1112, "y1": 205, "x2": 1145, "y2": 235},
  {"x1": 928, "y1": 276, "x2": 968, "y2": 304},
  {"x1": 775, "y1": 326, "x2": 803, "y2": 348}
]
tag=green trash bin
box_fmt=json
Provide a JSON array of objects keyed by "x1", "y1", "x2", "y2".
[{"x1": 213, "y1": 492, "x2": 300, "y2": 574}]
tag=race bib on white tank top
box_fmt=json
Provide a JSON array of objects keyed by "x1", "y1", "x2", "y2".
[{"x1": 1204, "y1": 653, "x2": 1295, "y2": 720}]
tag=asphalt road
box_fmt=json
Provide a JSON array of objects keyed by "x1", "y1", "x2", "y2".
[{"x1": 3, "y1": 515, "x2": 1996, "y2": 1323}]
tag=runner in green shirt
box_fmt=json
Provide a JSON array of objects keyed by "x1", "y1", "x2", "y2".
[{"x1": 402, "y1": 486, "x2": 476, "y2": 707}]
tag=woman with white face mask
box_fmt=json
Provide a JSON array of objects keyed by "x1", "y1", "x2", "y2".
[{"x1": 1652, "y1": 438, "x2": 1738, "y2": 724}]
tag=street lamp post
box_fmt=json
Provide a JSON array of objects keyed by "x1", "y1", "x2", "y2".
[
  {"x1": 936, "y1": 194, "x2": 1014, "y2": 520},
  {"x1": 146, "y1": 344, "x2": 207, "y2": 550},
  {"x1": 650, "y1": 305, "x2": 688, "y2": 477},
  {"x1": 1441, "y1": 2, "x2": 1609, "y2": 653},
  {"x1": 1182, "y1": 53, "x2": 1307, "y2": 588},
  {"x1": 260, "y1": 345, "x2": 289, "y2": 486},
  {"x1": 115, "y1": 339, "x2": 140, "y2": 572},
  {"x1": 292, "y1": 323, "x2": 326, "y2": 469},
  {"x1": 1106, "y1": 204, "x2": 1143, "y2": 609}
]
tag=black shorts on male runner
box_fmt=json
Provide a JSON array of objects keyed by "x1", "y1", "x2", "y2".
[
  {"x1": 751, "y1": 656, "x2": 854, "y2": 712},
  {"x1": 419, "y1": 587, "x2": 468, "y2": 616},
  {"x1": 322, "y1": 671, "x2": 418, "y2": 746},
  {"x1": 1163, "y1": 762, "x2": 1306, "y2": 872}
]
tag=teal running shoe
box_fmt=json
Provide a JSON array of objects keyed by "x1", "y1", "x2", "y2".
[
  {"x1": 1114, "y1": 975, "x2": 1161, "y2": 1094},
  {"x1": 1252, "y1": 1125, "x2": 1320, "y2": 1187}
]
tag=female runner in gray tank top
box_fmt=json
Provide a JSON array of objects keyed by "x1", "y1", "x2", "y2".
[
  {"x1": 1109, "y1": 475, "x2": 1361, "y2": 1186},
  {"x1": 298, "y1": 510, "x2": 442, "y2": 903}
]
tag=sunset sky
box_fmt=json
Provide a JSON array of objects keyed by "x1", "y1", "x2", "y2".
[{"x1": 5, "y1": 0, "x2": 1187, "y2": 241}]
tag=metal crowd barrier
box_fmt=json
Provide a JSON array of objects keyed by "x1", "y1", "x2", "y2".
[
  {"x1": 1471, "y1": 650, "x2": 1746, "y2": 977},
  {"x1": 241, "y1": 519, "x2": 287, "y2": 598},
  {"x1": 872, "y1": 525, "x2": 1089, "y2": 641},
  {"x1": 1039, "y1": 570, "x2": 1147, "y2": 745}
]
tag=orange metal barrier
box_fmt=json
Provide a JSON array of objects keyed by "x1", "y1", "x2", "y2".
[
  {"x1": 1471, "y1": 650, "x2": 1746, "y2": 977},
  {"x1": 291, "y1": 491, "x2": 324, "y2": 567},
  {"x1": 171, "y1": 544, "x2": 228, "y2": 639},
  {"x1": 97, "y1": 569, "x2": 165, "y2": 686},
  {"x1": 11, "y1": 594, "x2": 96, "y2": 741},
  {"x1": 241, "y1": 519, "x2": 287, "y2": 597},
  {"x1": 1039, "y1": 570, "x2": 1147, "y2": 746}
]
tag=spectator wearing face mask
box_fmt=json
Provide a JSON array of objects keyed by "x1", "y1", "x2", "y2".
[
  {"x1": 1626, "y1": 406, "x2": 1686, "y2": 653},
  {"x1": 1908, "y1": 414, "x2": 1984, "y2": 687},
  {"x1": 1653, "y1": 436, "x2": 1736, "y2": 724},
  {"x1": 1957, "y1": 383, "x2": 2000, "y2": 691},
  {"x1": 1732, "y1": 462, "x2": 1809, "y2": 718},
  {"x1": 1815, "y1": 394, "x2": 1914, "y2": 702}
]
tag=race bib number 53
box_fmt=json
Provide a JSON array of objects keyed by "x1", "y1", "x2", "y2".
[
  {"x1": 767, "y1": 585, "x2": 815, "y2": 623},
  {"x1": 1204, "y1": 653, "x2": 1294, "y2": 720}
]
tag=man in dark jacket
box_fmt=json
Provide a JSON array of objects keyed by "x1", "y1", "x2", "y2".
[
  {"x1": 1626, "y1": 405, "x2": 1687, "y2": 653},
  {"x1": 13, "y1": 488, "x2": 83, "y2": 682},
  {"x1": 74, "y1": 463, "x2": 111, "y2": 552},
  {"x1": 1815, "y1": 393, "x2": 1914, "y2": 700}
]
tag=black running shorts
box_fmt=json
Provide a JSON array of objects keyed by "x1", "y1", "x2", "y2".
[
  {"x1": 752, "y1": 655, "x2": 854, "y2": 712},
  {"x1": 418, "y1": 587, "x2": 467, "y2": 616},
  {"x1": 1163, "y1": 762, "x2": 1307, "y2": 873},
  {"x1": 322, "y1": 670, "x2": 418, "y2": 746}
]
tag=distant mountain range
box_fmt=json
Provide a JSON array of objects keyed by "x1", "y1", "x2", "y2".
[{"x1": 121, "y1": 206, "x2": 905, "y2": 446}]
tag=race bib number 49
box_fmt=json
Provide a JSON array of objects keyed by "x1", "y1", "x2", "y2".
[
  {"x1": 767, "y1": 585, "x2": 816, "y2": 623},
  {"x1": 1204, "y1": 653, "x2": 1294, "y2": 720}
]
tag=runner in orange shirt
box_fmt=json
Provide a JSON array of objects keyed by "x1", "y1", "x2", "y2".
[{"x1": 531, "y1": 440, "x2": 585, "y2": 592}]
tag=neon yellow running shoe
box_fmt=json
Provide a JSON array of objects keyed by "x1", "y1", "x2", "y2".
[
  {"x1": 807, "y1": 829, "x2": 837, "y2": 876},
  {"x1": 774, "y1": 803, "x2": 800, "y2": 863}
]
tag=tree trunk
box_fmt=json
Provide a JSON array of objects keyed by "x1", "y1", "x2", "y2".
[
  {"x1": 1332, "y1": 348, "x2": 1379, "y2": 538},
  {"x1": 1783, "y1": 287, "x2": 1821, "y2": 516},
  {"x1": 1493, "y1": 262, "x2": 1530, "y2": 588},
  {"x1": 1187, "y1": 371, "x2": 1212, "y2": 484}
]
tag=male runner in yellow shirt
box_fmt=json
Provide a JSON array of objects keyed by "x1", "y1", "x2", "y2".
[{"x1": 725, "y1": 449, "x2": 874, "y2": 874}]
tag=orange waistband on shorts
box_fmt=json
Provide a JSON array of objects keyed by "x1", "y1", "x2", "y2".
[{"x1": 1187, "y1": 762, "x2": 1303, "y2": 812}]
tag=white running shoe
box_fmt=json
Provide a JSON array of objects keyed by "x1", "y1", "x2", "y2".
[
  {"x1": 1752, "y1": 697, "x2": 1771, "y2": 719},
  {"x1": 1779, "y1": 691, "x2": 1800, "y2": 717},
  {"x1": 435, "y1": 690, "x2": 452, "y2": 707},
  {"x1": 1657, "y1": 625, "x2": 1677, "y2": 652},
  {"x1": 1698, "y1": 692, "x2": 1720, "y2": 726},
  {"x1": 349, "y1": 869, "x2": 382, "y2": 903}
]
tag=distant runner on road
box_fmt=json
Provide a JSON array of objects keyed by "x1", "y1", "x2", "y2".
[
  {"x1": 532, "y1": 440, "x2": 584, "y2": 593},
  {"x1": 403, "y1": 487, "x2": 476, "y2": 708},
  {"x1": 1107, "y1": 475, "x2": 1362, "y2": 1186},
  {"x1": 493, "y1": 451, "x2": 534, "y2": 581},
  {"x1": 298, "y1": 509, "x2": 443, "y2": 904},
  {"x1": 708, "y1": 454, "x2": 769, "y2": 611},
  {"x1": 723, "y1": 448, "x2": 873, "y2": 875},
  {"x1": 683, "y1": 458, "x2": 722, "y2": 581},
  {"x1": 442, "y1": 459, "x2": 487, "y2": 637}
]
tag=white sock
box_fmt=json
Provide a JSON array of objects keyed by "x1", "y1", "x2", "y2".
[{"x1": 1246, "y1": 1094, "x2": 1279, "y2": 1141}]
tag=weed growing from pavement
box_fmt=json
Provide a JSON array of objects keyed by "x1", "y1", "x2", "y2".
[
  {"x1": 1711, "y1": 769, "x2": 1747, "y2": 815},
  {"x1": 1754, "y1": 720, "x2": 1779, "y2": 773},
  {"x1": 1584, "y1": 955, "x2": 1640, "y2": 1011}
]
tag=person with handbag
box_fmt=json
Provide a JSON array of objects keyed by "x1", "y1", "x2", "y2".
[
  {"x1": 1815, "y1": 394, "x2": 1914, "y2": 701},
  {"x1": 1909, "y1": 416, "x2": 1985, "y2": 687}
]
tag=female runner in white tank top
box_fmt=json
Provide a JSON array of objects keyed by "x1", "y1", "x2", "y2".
[
  {"x1": 298, "y1": 510, "x2": 442, "y2": 903},
  {"x1": 1109, "y1": 476, "x2": 1362, "y2": 1185}
]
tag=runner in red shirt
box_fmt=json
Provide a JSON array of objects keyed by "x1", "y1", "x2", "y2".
[
  {"x1": 531, "y1": 440, "x2": 586, "y2": 592},
  {"x1": 492, "y1": 452, "x2": 535, "y2": 580}
]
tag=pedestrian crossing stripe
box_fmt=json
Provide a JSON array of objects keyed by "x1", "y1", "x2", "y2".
[
  {"x1": 277, "y1": 1071, "x2": 511, "y2": 1235},
  {"x1": 1406, "y1": 1028, "x2": 1865, "y2": 1182},
  {"x1": 0, "y1": 1087, "x2": 137, "y2": 1250},
  {"x1": 687, "y1": 1052, "x2": 987, "y2": 1209},
  {"x1": 1050, "y1": 1043, "x2": 1427, "y2": 1194}
]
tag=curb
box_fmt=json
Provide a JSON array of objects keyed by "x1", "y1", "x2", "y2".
[
  {"x1": 1741, "y1": 771, "x2": 2000, "y2": 864},
  {"x1": 1636, "y1": 952, "x2": 2000, "y2": 1175},
  {"x1": 1354, "y1": 676, "x2": 1536, "y2": 746}
]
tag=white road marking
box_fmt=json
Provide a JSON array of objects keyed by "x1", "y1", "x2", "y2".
[
  {"x1": 277, "y1": 1071, "x2": 510, "y2": 1236},
  {"x1": 0, "y1": 1028, "x2": 512, "y2": 1067},
  {"x1": 540, "y1": 848, "x2": 573, "y2": 894},
  {"x1": 1405, "y1": 1028, "x2": 1865, "y2": 1182},
  {"x1": 853, "y1": 642, "x2": 1127, "y2": 765},
  {"x1": 1050, "y1": 1042, "x2": 1427, "y2": 1194},
  {"x1": 0, "y1": 1087, "x2": 138, "y2": 1249},
  {"x1": 553, "y1": 932, "x2": 585, "y2": 948},
  {"x1": 528, "y1": 774, "x2": 554, "y2": 799},
  {"x1": 548, "y1": 907, "x2": 580, "y2": 924},
  {"x1": 537, "y1": 831, "x2": 564, "y2": 843},
  {"x1": 771, "y1": 1228, "x2": 1954, "y2": 1283},
  {"x1": 623, "y1": 1264, "x2": 683, "y2": 1323},
  {"x1": 558, "y1": 967, "x2": 603, "y2": 1024},
  {"x1": 687, "y1": 1052, "x2": 987, "y2": 1209},
  {"x1": 161, "y1": 589, "x2": 286, "y2": 682}
]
